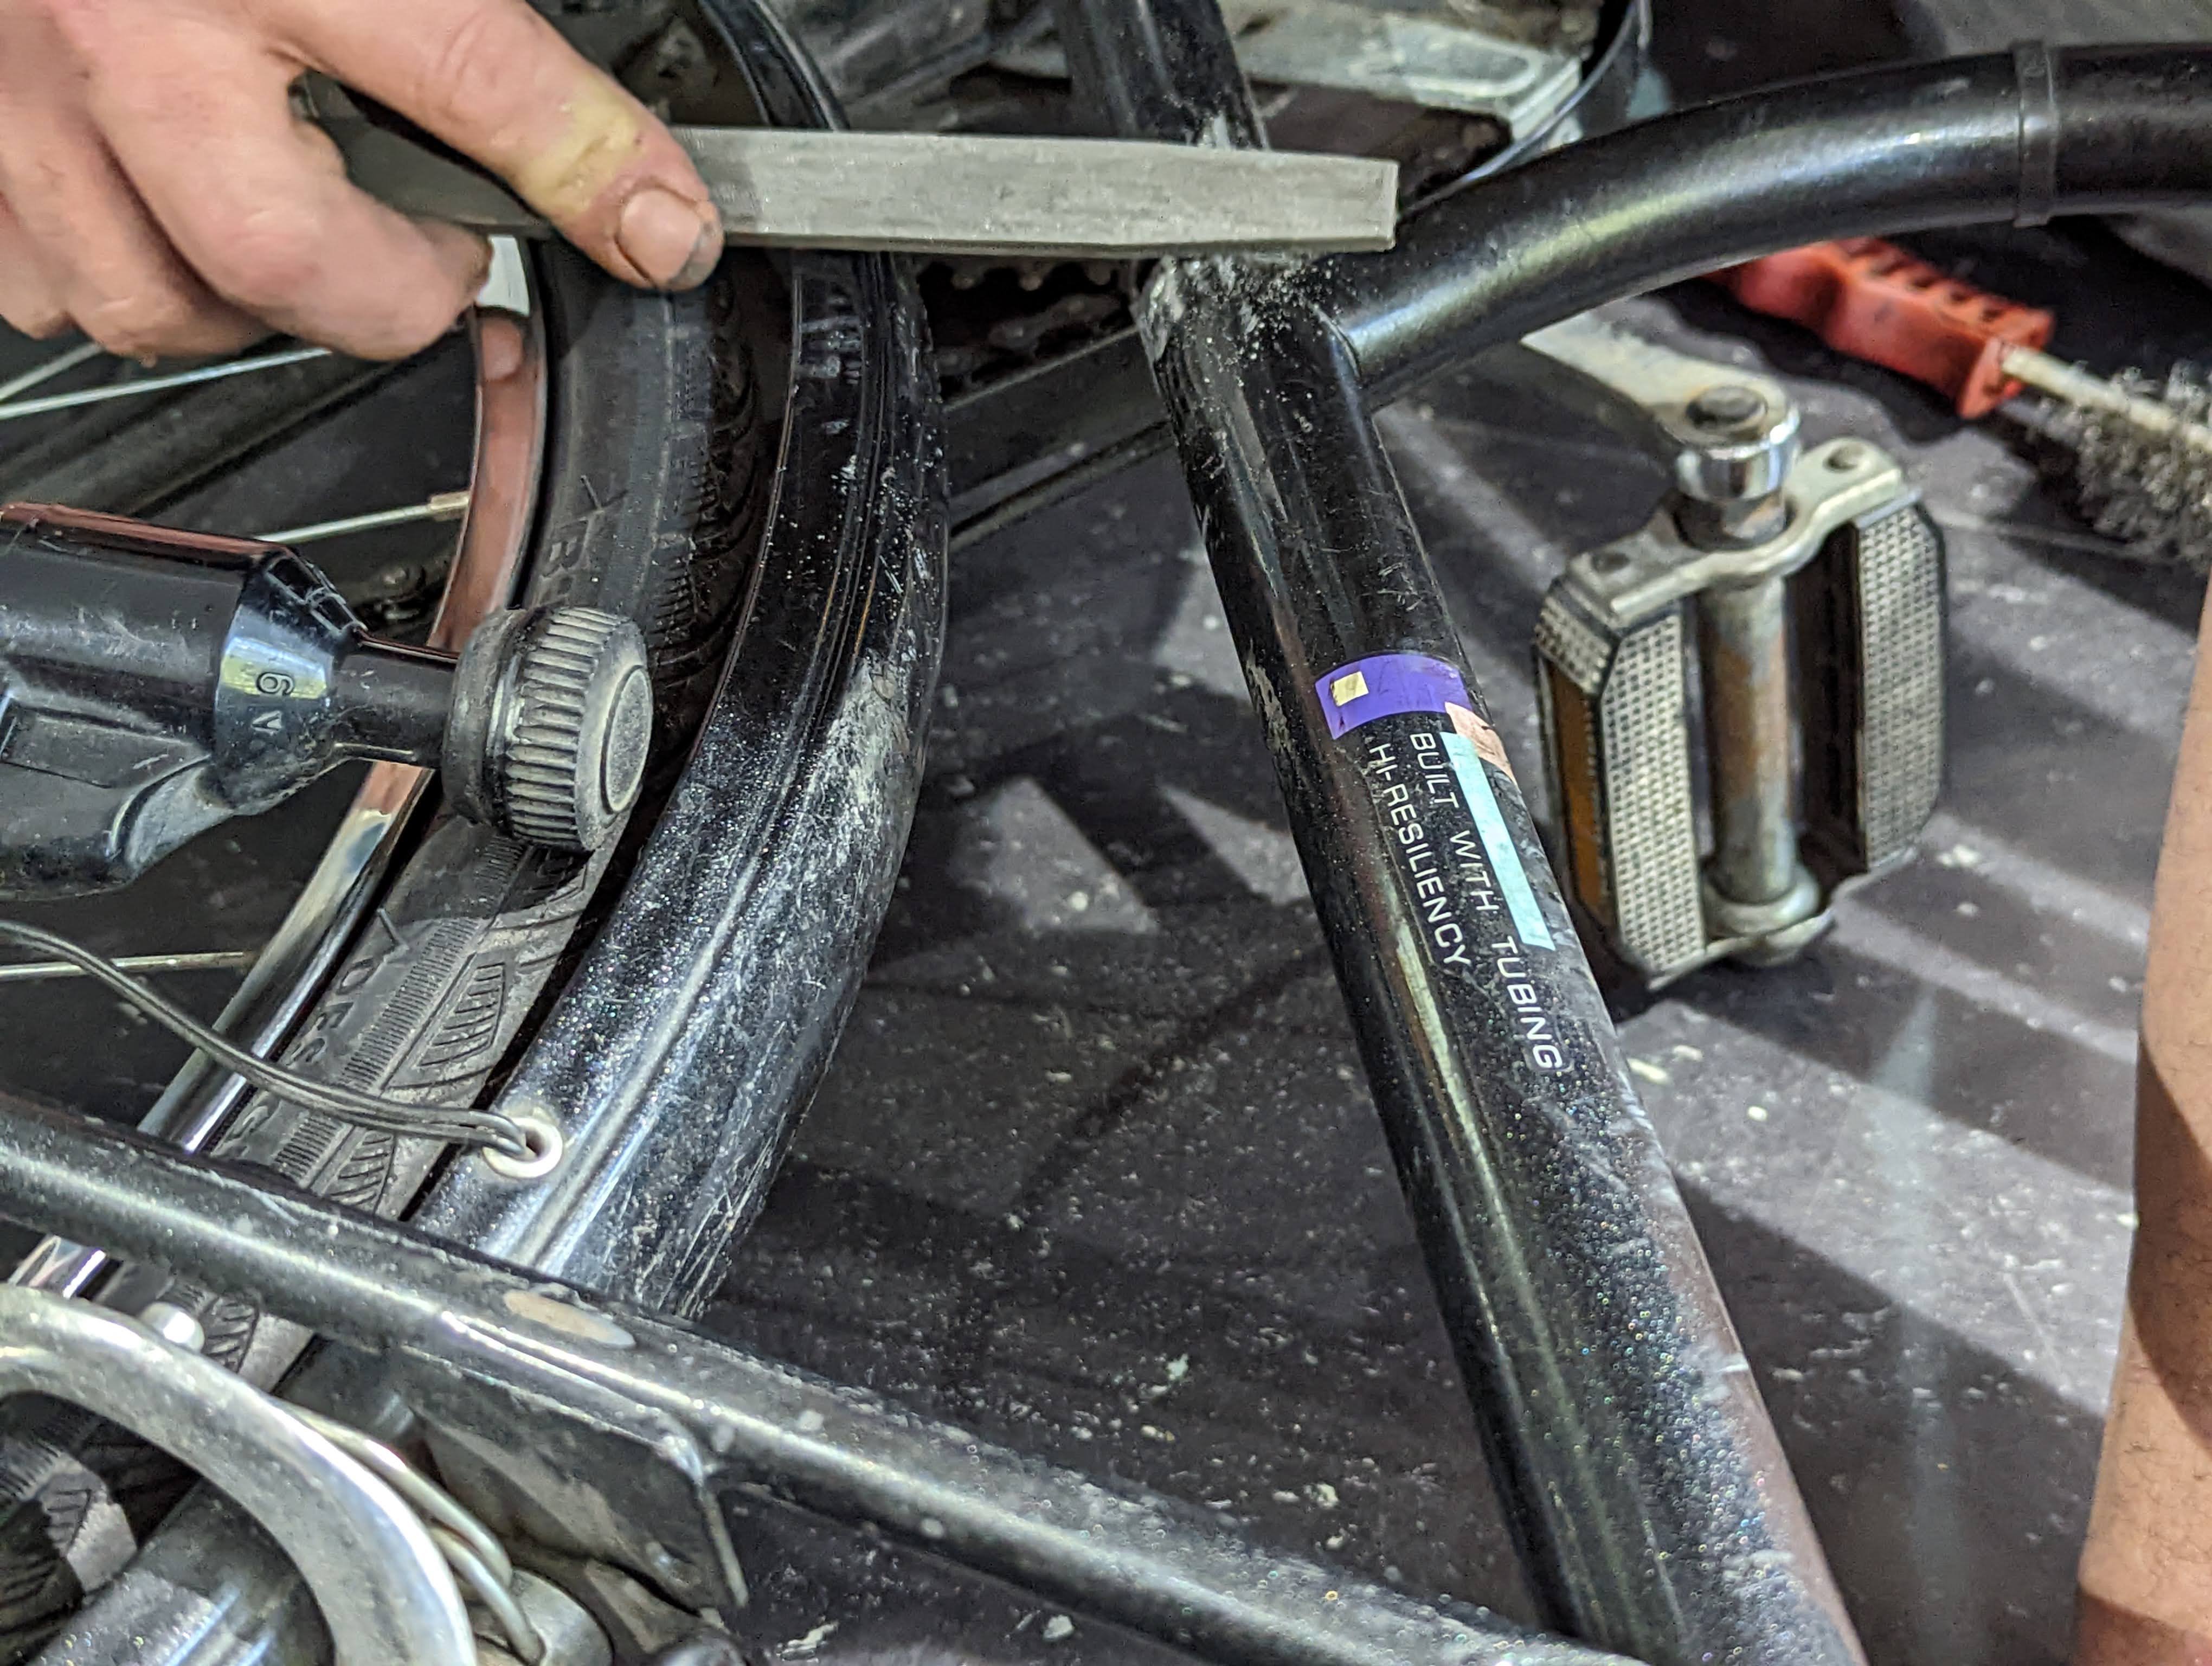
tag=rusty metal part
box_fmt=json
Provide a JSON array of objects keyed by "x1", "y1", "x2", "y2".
[{"x1": 1696, "y1": 576, "x2": 1819, "y2": 932}]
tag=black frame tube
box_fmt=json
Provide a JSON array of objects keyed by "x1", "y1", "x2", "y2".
[
  {"x1": 0, "y1": 1095, "x2": 1634, "y2": 1666},
  {"x1": 1320, "y1": 44, "x2": 2212, "y2": 400},
  {"x1": 1047, "y1": 3, "x2": 1863, "y2": 1662}
]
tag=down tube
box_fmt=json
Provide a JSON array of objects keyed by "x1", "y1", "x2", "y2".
[{"x1": 1136, "y1": 267, "x2": 1861, "y2": 1662}]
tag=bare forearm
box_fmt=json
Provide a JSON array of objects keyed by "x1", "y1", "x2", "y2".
[{"x1": 2078, "y1": 585, "x2": 2212, "y2": 1664}]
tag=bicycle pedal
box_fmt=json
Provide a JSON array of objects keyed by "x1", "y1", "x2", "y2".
[{"x1": 1534, "y1": 438, "x2": 1944, "y2": 986}]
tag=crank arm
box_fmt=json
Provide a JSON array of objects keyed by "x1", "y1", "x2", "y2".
[{"x1": 1514, "y1": 312, "x2": 1802, "y2": 509}]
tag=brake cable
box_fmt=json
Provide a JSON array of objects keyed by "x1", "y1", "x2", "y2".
[{"x1": 0, "y1": 919, "x2": 531, "y2": 1157}]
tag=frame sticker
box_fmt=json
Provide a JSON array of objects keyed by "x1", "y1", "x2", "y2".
[
  {"x1": 1319, "y1": 652, "x2": 1552, "y2": 951},
  {"x1": 1318, "y1": 652, "x2": 1469, "y2": 738}
]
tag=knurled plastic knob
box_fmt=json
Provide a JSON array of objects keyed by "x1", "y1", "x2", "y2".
[{"x1": 444, "y1": 606, "x2": 652, "y2": 853}]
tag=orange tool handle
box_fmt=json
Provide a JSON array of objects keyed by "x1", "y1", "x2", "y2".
[{"x1": 1711, "y1": 237, "x2": 2055, "y2": 418}]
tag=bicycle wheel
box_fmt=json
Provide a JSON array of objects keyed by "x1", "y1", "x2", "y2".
[{"x1": 0, "y1": 0, "x2": 946, "y2": 1649}]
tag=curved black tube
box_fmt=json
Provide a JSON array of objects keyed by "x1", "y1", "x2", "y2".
[{"x1": 1321, "y1": 43, "x2": 2212, "y2": 401}]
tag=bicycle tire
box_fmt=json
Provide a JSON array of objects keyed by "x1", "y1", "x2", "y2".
[{"x1": 205, "y1": 238, "x2": 770, "y2": 1363}]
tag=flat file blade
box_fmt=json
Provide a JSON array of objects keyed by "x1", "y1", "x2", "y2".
[{"x1": 675, "y1": 127, "x2": 1398, "y2": 257}]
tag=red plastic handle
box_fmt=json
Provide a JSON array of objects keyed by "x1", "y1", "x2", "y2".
[{"x1": 1711, "y1": 238, "x2": 2055, "y2": 418}]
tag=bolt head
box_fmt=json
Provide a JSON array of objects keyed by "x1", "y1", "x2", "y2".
[
  {"x1": 1689, "y1": 385, "x2": 1769, "y2": 432},
  {"x1": 138, "y1": 1300, "x2": 206, "y2": 1353}
]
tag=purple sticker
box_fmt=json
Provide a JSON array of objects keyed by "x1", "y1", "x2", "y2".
[{"x1": 1314, "y1": 652, "x2": 1472, "y2": 738}]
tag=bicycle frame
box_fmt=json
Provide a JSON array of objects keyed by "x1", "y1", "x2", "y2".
[{"x1": 7, "y1": 7, "x2": 2212, "y2": 1663}]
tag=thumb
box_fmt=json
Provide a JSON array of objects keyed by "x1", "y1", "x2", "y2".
[{"x1": 279, "y1": 0, "x2": 721, "y2": 289}]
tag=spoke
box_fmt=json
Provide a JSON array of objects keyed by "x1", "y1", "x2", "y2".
[
  {"x1": 261, "y1": 489, "x2": 471, "y2": 546},
  {"x1": 0, "y1": 341, "x2": 106, "y2": 408},
  {"x1": 0, "y1": 949, "x2": 254, "y2": 985},
  {"x1": 0, "y1": 345, "x2": 331, "y2": 424}
]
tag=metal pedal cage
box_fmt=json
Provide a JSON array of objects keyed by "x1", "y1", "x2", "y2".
[{"x1": 4, "y1": 16, "x2": 2211, "y2": 1666}]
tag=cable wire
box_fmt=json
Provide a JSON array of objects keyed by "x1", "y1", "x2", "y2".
[
  {"x1": 432, "y1": 1526, "x2": 548, "y2": 1665},
  {"x1": 0, "y1": 920, "x2": 528, "y2": 1156},
  {"x1": 287, "y1": 1407, "x2": 546, "y2": 1663}
]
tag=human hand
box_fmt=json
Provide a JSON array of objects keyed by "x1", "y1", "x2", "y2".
[{"x1": 0, "y1": 0, "x2": 723, "y2": 361}]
